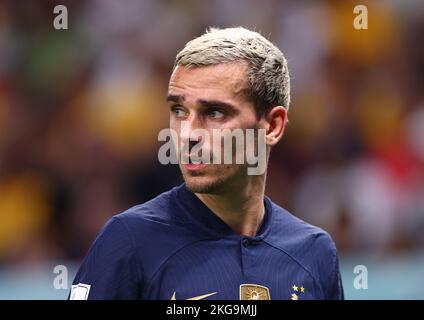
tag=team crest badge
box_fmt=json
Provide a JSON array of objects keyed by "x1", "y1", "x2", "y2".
[{"x1": 239, "y1": 284, "x2": 271, "y2": 300}]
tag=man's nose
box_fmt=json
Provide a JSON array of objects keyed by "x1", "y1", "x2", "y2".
[{"x1": 180, "y1": 114, "x2": 204, "y2": 145}]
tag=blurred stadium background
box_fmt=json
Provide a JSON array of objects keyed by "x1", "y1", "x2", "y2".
[{"x1": 0, "y1": 0, "x2": 423, "y2": 299}]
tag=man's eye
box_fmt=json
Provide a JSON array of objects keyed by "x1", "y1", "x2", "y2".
[
  {"x1": 208, "y1": 110, "x2": 225, "y2": 119},
  {"x1": 171, "y1": 107, "x2": 187, "y2": 117}
]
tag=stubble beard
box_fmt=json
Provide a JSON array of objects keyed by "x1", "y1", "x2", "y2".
[{"x1": 181, "y1": 163, "x2": 247, "y2": 195}]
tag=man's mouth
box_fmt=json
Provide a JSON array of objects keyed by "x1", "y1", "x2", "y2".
[
  {"x1": 182, "y1": 153, "x2": 208, "y2": 171},
  {"x1": 184, "y1": 163, "x2": 207, "y2": 171}
]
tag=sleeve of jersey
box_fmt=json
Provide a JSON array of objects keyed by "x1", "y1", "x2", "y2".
[
  {"x1": 69, "y1": 216, "x2": 143, "y2": 300},
  {"x1": 315, "y1": 233, "x2": 345, "y2": 300},
  {"x1": 331, "y1": 252, "x2": 345, "y2": 300}
]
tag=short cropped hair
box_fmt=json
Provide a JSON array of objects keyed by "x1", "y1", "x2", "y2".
[{"x1": 174, "y1": 27, "x2": 290, "y2": 116}]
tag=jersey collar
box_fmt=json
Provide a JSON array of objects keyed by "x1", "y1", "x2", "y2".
[{"x1": 176, "y1": 183, "x2": 273, "y2": 240}]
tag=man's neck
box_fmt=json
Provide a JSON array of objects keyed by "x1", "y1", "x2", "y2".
[{"x1": 195, "y1": 177, "x2": 266, "y2": 237}]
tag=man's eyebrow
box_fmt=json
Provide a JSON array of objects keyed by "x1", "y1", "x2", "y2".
[
  {"x1": 166, "y1": 94, "x2": 185, "y2": 103},
  {"x1": 198, "y1": 99, "x2": 238, "y2": 112}
]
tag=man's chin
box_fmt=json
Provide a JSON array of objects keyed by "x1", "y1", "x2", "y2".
[
  {"x1": 183, "y1": 175, "x2": 225, "y2": 194},
  {"x1": 181, "y1": 164, "x2": 246, "y2": 194}
]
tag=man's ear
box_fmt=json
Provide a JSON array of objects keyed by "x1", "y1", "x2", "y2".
[{"x1": 261, "y1": 106, "x2": 288, "y2": 146}]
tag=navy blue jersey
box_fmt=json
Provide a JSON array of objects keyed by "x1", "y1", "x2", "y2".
[{"x1": 70, "y1": 184, "x2": 344, "y2": 300}]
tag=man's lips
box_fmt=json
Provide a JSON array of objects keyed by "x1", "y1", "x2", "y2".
[
  {"x1": 184, "y1": 163, "x2": 207, "y2": 171},
  {"x1": 181, "y1": 153, "x2": 208, "y2": 170}
]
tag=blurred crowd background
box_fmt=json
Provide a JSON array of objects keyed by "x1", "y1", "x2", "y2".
[{"x1": 0, "y1": 0, "x2": 423, "y2": 299}]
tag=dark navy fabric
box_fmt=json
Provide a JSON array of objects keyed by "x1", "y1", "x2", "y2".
[{"x1": 71, "y1": 183, "x2": 344, "y2": 300}]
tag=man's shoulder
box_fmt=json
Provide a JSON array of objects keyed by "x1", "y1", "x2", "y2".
[
  {"x1": 267, "y1": 199, "x2": 338, "y2": 267},
  {"x1": 87, "y1": 186, "x2": 181, "y2": 255},
  {"x1": 109, "y1": 184, "x2": 198, "y2": 241},
  {"x1": 267, "y1": 200, "x2": 344, "y2": 299},
  {"x1": 92, "y1": 185, "x2": 202, "y2": 282},
  {"x1": 116, "y1": 186, "x2": 180, "y2": 226}
]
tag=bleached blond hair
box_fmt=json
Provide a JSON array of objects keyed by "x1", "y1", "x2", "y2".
[{"x1": 174, "y1": 27, "x2": 290, "y2": 116}]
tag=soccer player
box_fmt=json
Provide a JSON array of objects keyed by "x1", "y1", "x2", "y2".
[{"x1": 70, "y1": 27, "x2": 344, "y2": 300}]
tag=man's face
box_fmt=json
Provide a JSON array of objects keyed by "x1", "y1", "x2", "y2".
[{"x1": 167, "y1": 62, "x2": 263, "y2": 194}]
